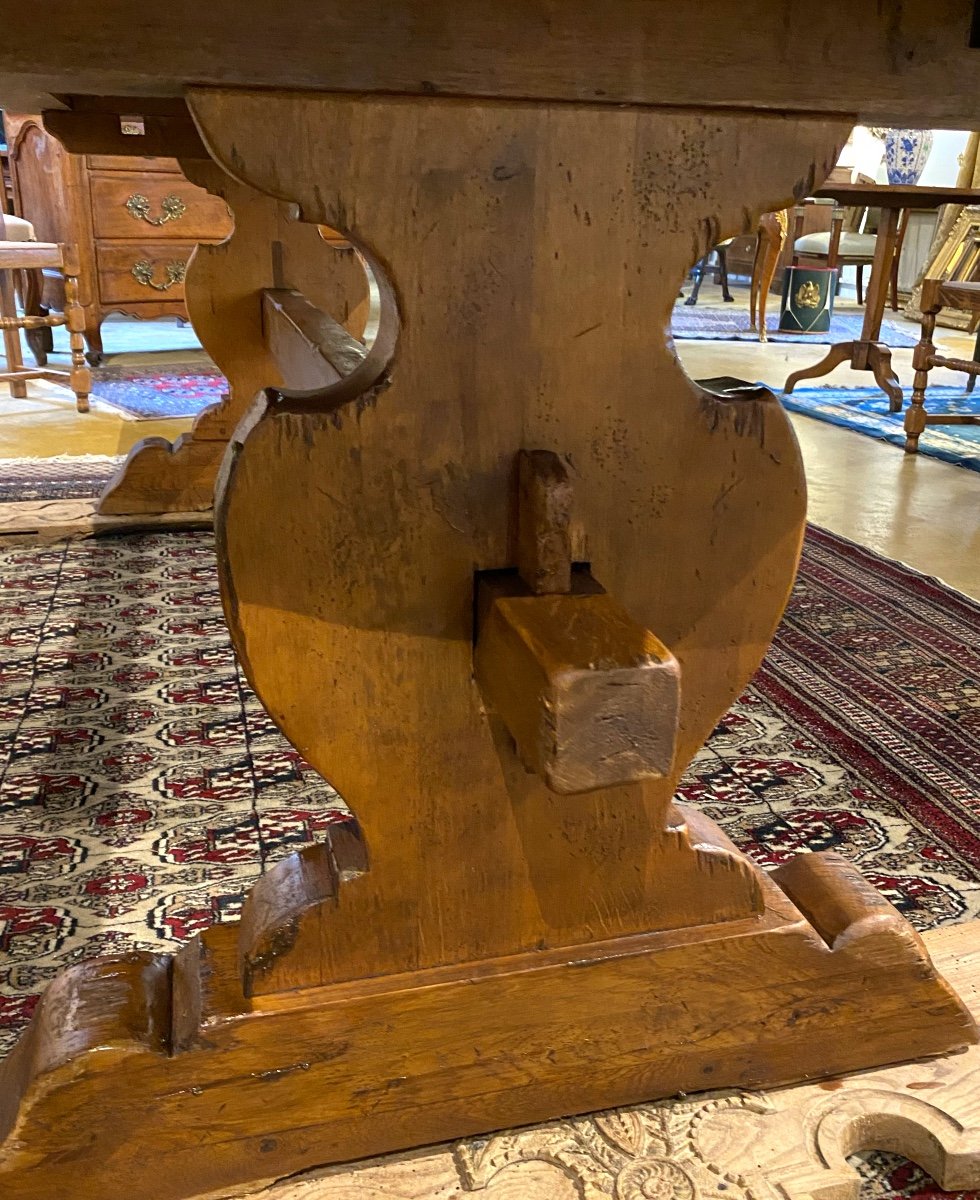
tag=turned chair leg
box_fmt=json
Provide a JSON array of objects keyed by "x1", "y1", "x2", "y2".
[
  {"x1": 0, "y1": 268, "x2": 29, "y2": 399},
  {"x1": 905, "y1": 307, "x2": 937, "y2": 454},
  {"x1": 61, "y1": 249, "x2": 91, "y2": 414},
  {"x1": 967, "y1": 328, "x2": 980, "y2": 395},
  {"x1": 21, "y1": 266, "x2": 50, "y2": 366}
]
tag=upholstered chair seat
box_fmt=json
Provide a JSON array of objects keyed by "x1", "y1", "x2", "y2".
[
  {"x1": 0, "y1": 214, "x2": 36, "y2": 241},
  {"x1": 794, "y1": 230, "x2": 877, "y2": 261}
]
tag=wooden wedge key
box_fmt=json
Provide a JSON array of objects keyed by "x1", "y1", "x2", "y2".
[{"x1": 476, "y1": 450, "x2": 680, "y2": 793}]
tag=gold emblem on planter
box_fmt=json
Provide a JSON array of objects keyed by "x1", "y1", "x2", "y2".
[{"x1": 795, "y1": 280, "x2": 821, "y2": 309}]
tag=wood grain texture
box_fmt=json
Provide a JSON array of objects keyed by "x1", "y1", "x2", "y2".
[
  {"x1": 0, "y1": 858, "x2": 973, "y2": 1200},
  {"x1": 262, "y1": 289, "x2": 368, "y2": 391},
  {"x1": 2, "y1": 1, "x2": 980, "y2": 126},
  {"x1": 516, "y1": 450, "x2": 573, "y2": 594},
  {"x1": 44, "y1": 106, "x2": 210, "y2": 160},
  {"x1": 0, "y1": 86, "x2": 976, "y2": 1200},
  {"x1": 5, "y1": 113, "x2": 233, "y2": 366},
  {"x1": 475, "y1": 572, "x2": 681, "y2": 793},
  {"x1": 200, "y1": 91, "x2": 839, "y2": 980},
  {"x1": 94, "y1": 239, "x2": 198, "y2": 302},
  {"x1": 239, "y1": 825, "x2": 369, "y2": 997},
  {"x1": 199, "y1": 921, "x2": 980, "y2": 1200},
  {"x1": 89, "y1": 173, "x2": 231, "y2": 241}
]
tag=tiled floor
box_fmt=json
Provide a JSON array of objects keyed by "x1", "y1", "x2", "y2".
[{"x1": 1, "y1": 290, "x2": 978, "y2": 598}]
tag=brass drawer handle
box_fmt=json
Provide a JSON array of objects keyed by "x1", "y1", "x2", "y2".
[
  {"x1": 131, "y1": 259, "x2": 186, "y2": 291},
  {"x1": 125, "y1": 192, "x2": 187, "y2": 226}
]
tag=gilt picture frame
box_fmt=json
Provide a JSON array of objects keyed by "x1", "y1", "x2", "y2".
[{"x1": 906, "y1": 204, "x2": 980, "y2": 328}]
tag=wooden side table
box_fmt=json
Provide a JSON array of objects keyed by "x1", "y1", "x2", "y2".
[{"x1": 784, "y1": 183, "x2": 980, "y2": 408}]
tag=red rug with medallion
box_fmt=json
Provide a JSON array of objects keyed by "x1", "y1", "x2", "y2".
[{"x1": 0, "y1": 525, "x2": 978, "y2": 1196}]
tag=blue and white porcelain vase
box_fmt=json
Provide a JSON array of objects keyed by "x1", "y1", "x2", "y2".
[{"x1": 883, "y1": 128, "x2": 934, "y2": 185}]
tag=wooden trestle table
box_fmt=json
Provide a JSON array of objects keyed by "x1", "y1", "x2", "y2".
[
  {"x1": 784, "y1": 182, "x2": 980, "y2": 406},
  {"x1": 1, "y1": 5, "x2": 980, "y2": 1199}
]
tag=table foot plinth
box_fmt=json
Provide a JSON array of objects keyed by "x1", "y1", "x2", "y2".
[
  {"x1": 0, "y1": 840, "x2": 972, "y2": 1200},
  {"x1": 271, "y1": 922, "x2": 980, "y2": 1200}
]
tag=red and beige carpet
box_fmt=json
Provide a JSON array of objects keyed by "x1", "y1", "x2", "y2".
[{"x1": 1, "y1": 525, "x2": 978, "y2": 1196}]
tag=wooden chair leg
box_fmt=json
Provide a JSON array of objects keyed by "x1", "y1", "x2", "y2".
[
  {"x1": 61, "y1": 252, "x2": 91, "y2": 414},
  {"x1": 0, "y1": 268, "x2": 28, "y2": 399},
  {"x1": 905, "y1": 308, "x2": 937, "y2": 454},
  {"x1": 20, "y1": 266, "x2": 49, "y2": 366},
  {"x1": 856, "y1": 264, "x2": 864, "y2": 306},
  {"x1": 967, "y1": 328, "x2": 980, "y2": 395},
  {"x1": 749, "y1": 238, "x2": 762, "y2": 333},
  {"x1": 83, "y1": 320, "x2": 104, "y2": 367},
  {"x1": 890, "y1": 208, "x2": 909, "y2": 314},
  {"x1": 684, "y1": 251, "x2": 710, "y2": 306},
  {"x1": 717, "y1": 246, "x2": 734, "y2": 301},
  {"x1": 760, "y1": 223, "x2": 786, "y2": 343}
]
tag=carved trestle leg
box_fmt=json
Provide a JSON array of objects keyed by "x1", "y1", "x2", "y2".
[
  {"x1": 0, "y1": 92, "x2": 973, "y2": 1200},
  {"x1": 97, "y1": 162, "x2": 371, "y2": 516}
]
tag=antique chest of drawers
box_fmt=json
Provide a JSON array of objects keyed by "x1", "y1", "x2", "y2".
[{"x1": 4, "y1": 114, "x2": 232, "y2": 363}]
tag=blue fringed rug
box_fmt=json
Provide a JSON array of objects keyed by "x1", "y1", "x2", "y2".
[
  {"x1": 91, "y1": 363, "x2": 227, "y2": 419},
  {"x1": 672, "y1": 305, "x2": 919, "y2": 347},
  {"x1": 778, "y1": 384, "x2": 980, "y2": 471}
]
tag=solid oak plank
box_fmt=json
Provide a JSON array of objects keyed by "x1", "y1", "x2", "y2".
[
  {"x1": 262, "y1": 288, "x2": 368, "y2": 391},
  {"x1": 1, "y1": 2, "x2": 980, "y2": 126},
  {"x1": 515, "y1": 449, "x2": 573, "y2": 595},
  {"x1": 89, "y1": 173, "x2": 232, "y2": 240},
  {"x1": 1, "y1": 13, "x2": 977, "y2": 1196}
]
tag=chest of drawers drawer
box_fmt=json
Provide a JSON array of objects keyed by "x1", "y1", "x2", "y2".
[
  {"x1": 96, "y1": 241, "x2": 197, "y2": 304},
  {"x1": 7, "y1": 114, "x2": 236, "y2": 361},
  {"x1": 87, "y1": 154, "x2": 180, "y2": 173},
  {"x1": 90, "y1": 174, "x2": 232, "y2": 241}
]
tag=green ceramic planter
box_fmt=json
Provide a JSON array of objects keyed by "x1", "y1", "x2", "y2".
[{"x1": 778, "y1": 266, "x2": 837, "y2": 334}]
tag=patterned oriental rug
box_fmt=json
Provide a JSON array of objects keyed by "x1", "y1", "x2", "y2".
[
  {"x1": 1, "y1": 526, "x2": 978, "y2": 1198},
  {"x1": 671, "y1": 304, "x2": 919, "y2": 347},
  {"x1": 90, "y1": 362, "x2": 228, "y2": 419},
  {"x1": 778, "y1": 384, "x2": 980, "y2": 473},
  {"x1": 0, "y1": 454, "x2": 123, "y2": 503}
]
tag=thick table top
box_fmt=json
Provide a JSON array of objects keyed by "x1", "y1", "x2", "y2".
[
  {"x1": 1, "y1": 0, "x2": 980, "y2": 125},
  {"x1": 814, "y1": 183, "x2": 980, "y2": 209}
]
